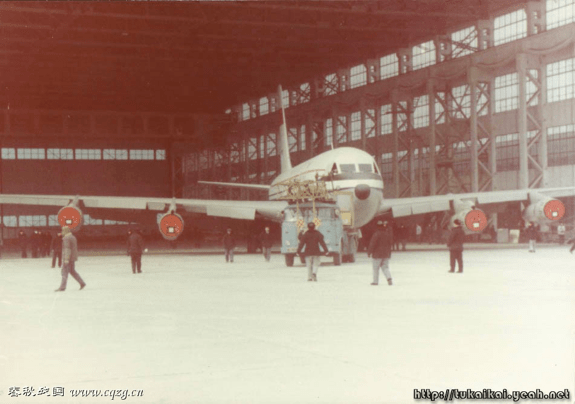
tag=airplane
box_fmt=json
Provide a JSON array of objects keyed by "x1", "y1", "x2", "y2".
[{"x1": 0, "y1": 85, "x2": 573, "y2": 245}]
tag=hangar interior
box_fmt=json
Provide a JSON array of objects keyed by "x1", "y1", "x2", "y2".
[{"x1": 0, "y1": 1, "x2": 574, "y2": 245}]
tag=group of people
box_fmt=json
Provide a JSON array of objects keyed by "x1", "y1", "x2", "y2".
[
  {"x1": 18, "y1": 229, "x2": 56, "y2": 259},
  {"x1": 18, "y1": 229, "x2": 63, "y2": 268},
  {"x1": 220, "y1": 220, "x2": 470, "y2": 284}
]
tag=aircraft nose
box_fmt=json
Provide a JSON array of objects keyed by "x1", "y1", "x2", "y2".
[{"x1": 354, "y1": 184, "x2": 371, "y2": 200}]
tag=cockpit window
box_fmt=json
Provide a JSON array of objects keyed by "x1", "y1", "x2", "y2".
[
  {"x1": 358, "y1": 163, "x2": 373, "y2": 173},
  {"x1": 339, "y1": 164, "x2": 356, "y2": 173}
]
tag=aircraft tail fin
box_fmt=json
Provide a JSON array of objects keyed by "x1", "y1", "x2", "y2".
[{"x1": 277, "y1": 85, "x2": 292, "y2": 174}]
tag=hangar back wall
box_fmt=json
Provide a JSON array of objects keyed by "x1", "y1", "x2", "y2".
[{"x1": 0, "y1": 109, "x2": 221, "y2": 238}]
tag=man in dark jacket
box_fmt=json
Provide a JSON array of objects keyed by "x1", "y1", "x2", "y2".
[
  {"x1": 367, "y1": 220, "x2": 393, "y2": 286},
  {"x1": 296, "y1": 222, "x2": 328, "y2": 282},
  {"x1": 223, "y1": 228, "x2": 236, "y2": 263},
  {"x1": 525, "y1": 223, "x2": 538, "y2": 252},
  {"x1": 259, "y1": 226, "x2": 273, "y2": 262},
  {"x1": 51, "y1": 232, "x2": 63, "y2": 268},
  {"x1": 127, "y1": 228, "x2": 145, "y2": 273},
  {"x1": 18, "y1": 229, "x2": 28, "y2": 258},
  {"x1": 447, "y1": 219, "x2": 465, "y2": 273}
]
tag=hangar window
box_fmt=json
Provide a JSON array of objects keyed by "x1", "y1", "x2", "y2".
[
  {"x1": 323, "y1": 74, "x2": 338, "y2": 96},
  {"x1": 75, "y1": 149, "x2": 102, "y2": 160},
  {"x1": 281, "y1": 88, "x2": 290, "y2": 109},
  {"x1": 84, "y1": 214, "x2": 103, "y2": 225},
  {"x1": 259, "y1": 97, "x2": 269, "y2": 116},
  {"x1": 17, "y1": 148, "x2": 45, "y2": 160},
  {"x1": 496, "y1": 133, "x2": 519, "y2": 171},
  {"x1": 380, "y1": 54, "x2": 399, "y2": 80},
  {"x1": 350, "y1": 64, "x2": 367, "y2": 89},
  {"x1": 547, "y1": 57, "x2": 575, "y2": 103},
  {"x1": 413, "y1": 95, "x2": 429, "y2": 128},
  {"x1": 336, "y1": 116, "x2": 348, "y2": 143},
  {"x1": 47, "y1": 148, "x2": 73, "y2": 160},
  {"x1": 19, "y1": 215, "x2": 47, "y2": 227},
  {"x1": 381, "y1": 152, "x2": 393, "y2": 183},
  {"x1": 494, "y1": 9, "x2": 527, "y2": 46},
  {"x1": 351, "y1": 112, "x2": 361, "y2": 141},
  {"x1": 494, "y1": 73, "x2": 519, "y2": 113},
  {"x1": 380, "y1": 104, "x2": 392, "y2": 135},
  {"x1": 365, "y1": 109, "x2": 376, "y2": 138},
  {"x1": 325, "y1": 118, "x2": 333, "y2": 147},
  {"x1": 548, "y1": 124, "x2": 575, "y2": 166},
  {"x1": 546, "y1": 0, "x2": 575, "y2": 29},
  {"x1": 412, "y1": 40, "x2": 436, "y2": 71},
  {"x1": 299, "y1": 125, "x2": 306, "y2": 151},
  {"x1": 2, "y1": 215, "x2": 17, "y2": 227},
  {"x1": 266, "y1": 134, "x2": 276, "y2": 157},
  {"x1": 129, "y1": 149, "x2": 154, "y2": 160},
  {"x1": 1, "y1": 148, "x2": 16, "y2": 159},
  {"x1": 451, "y1": 85, "x2": 470, "y2": 119},
  {"x1": 48, "y1": 215, "x2": 59, "y2": 227},
  {"x1": 451, "y1": 26, "x2": 477, "y2": 58},
  {"x1": 103, "y1": 149, "x2": 128, "y2": 160},
  {"x1": 241, "y1": 103, "x2": 250, "y2": 121},
  {"x1": 156, "y1": 150, "x2": 166, "y2": 160}
]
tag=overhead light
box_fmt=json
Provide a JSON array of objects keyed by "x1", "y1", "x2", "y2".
[{"x1": 122, "y1": 32, "x2": 129, "y2": 36}]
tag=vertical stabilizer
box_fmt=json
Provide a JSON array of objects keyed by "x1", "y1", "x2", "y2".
[{"x1": 277, "y1": 85, "x2": 292, "y2": 174}]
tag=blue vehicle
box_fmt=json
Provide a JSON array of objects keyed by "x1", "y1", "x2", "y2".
[{"x1": 281, "y1": 201, "x2": 359, "y2": 267}]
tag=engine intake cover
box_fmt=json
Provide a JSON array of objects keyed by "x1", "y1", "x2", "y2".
[
  {"x1": 57, "y1": 206, "x2": 83, "y2": 232},
  {"x1": 544, "y1": 199, "x2": 565, "y2": 221},
  {"x1": 159, "y1": 212, "x2": 184, "y2": 240},
  {"x1": 464, "y1": 209, "x2": 488, "y2": 232}
]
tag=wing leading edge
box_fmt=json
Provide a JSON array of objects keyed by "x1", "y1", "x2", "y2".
[
  {"x1": 0, "y1": 194, "x2": 287, "y2": 222},
  {"x1": 377, "y1": 187, "x2": 575, "y2": 218}
]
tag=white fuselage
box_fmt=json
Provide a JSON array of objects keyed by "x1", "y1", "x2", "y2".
[{"x1": 269, "y1": 147, "x2": 384, "y2": 228}]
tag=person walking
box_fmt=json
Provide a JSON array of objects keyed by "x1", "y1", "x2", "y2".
[
  {"x1": 367, "y1": 220, "x2": 393, "y2": 286},
  {"x1": 223, "y1": 228, "x2": 236, "y2": 263},
  {"x1": 526, "y1": 223, "x2": 538, "y2": 253},
  {"x1": 259, "y1": 226, "x2": 273, "y2": 262},
  {"x1": 447, "y1": 219, "x2": 465, "y2": 273},
  {"x1": 296, "y1": 222, "x2": 329, "y2": 282},
  {"x1": 55, "y1": 226, "x2": 86, "y2": 292},
  {"x1": 127, "y1": 228, "x2": 145, "y2": 274},
  {"x1": 50, "y1": 231, "x2": 63, "y2": 268}
]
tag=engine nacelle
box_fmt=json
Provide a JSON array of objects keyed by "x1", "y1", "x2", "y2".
[
  {"x1": 450, "y1": 208, "x2": 488, "y2": 233},
  {"x1": 451, "y1": 198, "x2": 487, "y2": 233},
  {"x1": 522, "y1": 197, "x2": 565, "y2": 225},
  {"x1": 57, "y1": 205, "x2": 83, "y2": 232},
  {"x1": 158, "y1": 212, "x2": 185, "y2": 240}
]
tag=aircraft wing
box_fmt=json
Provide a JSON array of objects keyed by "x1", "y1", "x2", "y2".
[
  {"x1": 378, "y1": 187, "x2": 575, "y2": 218},
  {"x1": 198, "y1": 181, "x2": 271, "y2": 191},
  {"x1": 0, "y1": 194, "x2": 288, "y2": 222}
]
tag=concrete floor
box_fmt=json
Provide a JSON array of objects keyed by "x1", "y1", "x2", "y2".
[{"x1": 1, "y1": 245, "x2": 574, "y2": 404}]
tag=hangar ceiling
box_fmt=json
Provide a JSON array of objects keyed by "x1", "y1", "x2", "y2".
[{"x1": 0, "y1": 1, "x2": 525, "y2": 114}]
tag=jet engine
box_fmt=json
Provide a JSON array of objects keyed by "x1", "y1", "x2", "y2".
[
  {"x1": 57, "y1": 202, "x2": 83, "y2": 232},
  {"x1": 450, "y1": 199, "x2": 488, "y2": 233},
  {"x1": 522, "y1": 195, "x2": 565, "y2": 225},
  {"x1": 158, "y1": 211, "x2": 185, "y2": 240}
]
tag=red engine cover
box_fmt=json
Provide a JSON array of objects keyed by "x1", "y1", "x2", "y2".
[
  {"x1": 464, "y1": 209, "x2": 488, "y2": 232},
  {"x1": 159, "y1": 212, "x2": 184, "y2": 240},
  {"x1": 544, "y1": 199, "x2": 565, "y2": 221},
  {"x1": 57, "y1": 206, "x2": 83, "y2": 232}
]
